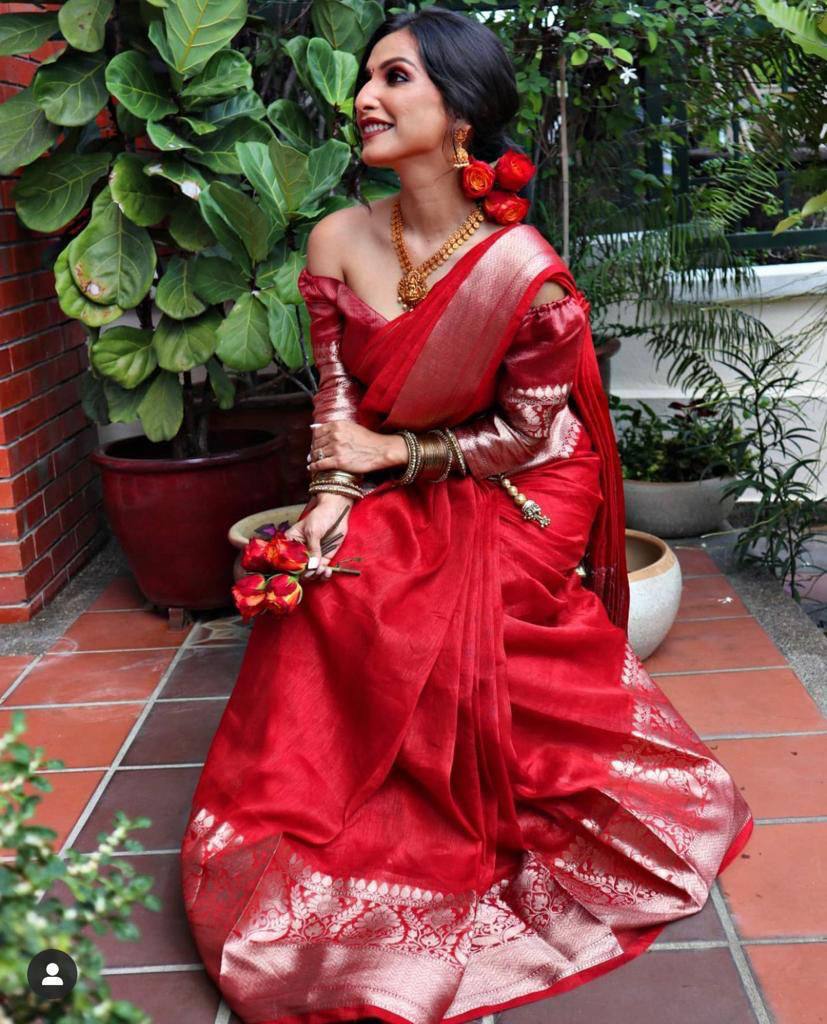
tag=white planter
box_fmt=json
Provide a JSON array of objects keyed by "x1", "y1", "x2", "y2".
[
  {"x1": 624, "y1": 476, "x2": 736, "y2": 538},
  {"x1": 625, "y1": 528, "x2": 683, "y2": 660}
]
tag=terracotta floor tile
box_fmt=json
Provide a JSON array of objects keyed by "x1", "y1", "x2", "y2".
[
  {"x1": 49, "y1": 610, "x2": 192, "y2": 653},
  {"x1": 675, "y1": 575, "x2": 749, "y2": 619},
  {"x1": 0, "y1": 769, "x2": 105, "y2": 857},
  {"x1": 87, "y1": 575, "x2": 152, "y2": 611},
  {"x1": 161, "y1": 644, "x2": 246, "y2": 699},
  {"x1": 673, "y1": 546, "x2": 722, "y2": 576},
  {"x1": 4, "y1": 650, "x2": 176, "y2": 706},
  {"x1": 706, "y1": 735, "x2": 827, "y2": 819},
  {"x1": 719, "y1": 822, "x2": 827, "y2": 938},
  {"x1": 0, "y1": 655, "x2": 33, "y2": 694},
  {"x1": 123, "y1": 698, "x2": 227, "y2": 766},
  {"x1": 656, "y1": 668, "x2": 826, "y2": 738},
  {"x1": 75, "y1": 766, "x2": 201, "y2": 852},
  {"x1": 105, "y1": 969, "x2": 219, "y2": 1023},
  {"x1": 644, "y1": 617, "x2": 786, "y2": 674},
  {"x1": 0, "y1": 705, "x2": 143, "y2": 769},
  {"x1": 499, "y1": 948, "x2": 757, "y2": 1023},
  {"x1": 746, "y1": 942, "x2": 827, "y2": 1024}
]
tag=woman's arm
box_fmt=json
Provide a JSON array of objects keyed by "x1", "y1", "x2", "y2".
[{"x1": 449, "y1": 282, "x2": 588, "y2": 479}]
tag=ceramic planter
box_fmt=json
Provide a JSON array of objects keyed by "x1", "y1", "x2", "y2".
[
  {"x1": 625, "y1": 528, "x2": 683, "y2": 659},
  {"x1": 623, "y1": 475, "x2": 737, "y2": 538},
  {"x1": 91, "y1": 430, "x2": 288, "y2": 612}
]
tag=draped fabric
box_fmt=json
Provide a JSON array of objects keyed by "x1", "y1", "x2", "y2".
[{"x1": 181, "y1": 223, "x2": 754, "y2": 1024}]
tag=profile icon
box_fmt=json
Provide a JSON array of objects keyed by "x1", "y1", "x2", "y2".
[{"x1": 26, "y1": 949, "x2": 78, "y2": 1000}]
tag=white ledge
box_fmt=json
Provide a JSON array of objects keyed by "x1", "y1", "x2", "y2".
[{"x1": 667, "y1": 261, "x2": 827, "y2": 305}]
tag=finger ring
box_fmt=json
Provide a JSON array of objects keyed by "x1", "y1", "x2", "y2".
[{"x1": 314, "y1": 448, "x2": 325, "y2": 460}]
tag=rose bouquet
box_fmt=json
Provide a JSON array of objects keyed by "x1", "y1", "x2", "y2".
[
  {"x1": 460, "y1": 148, "x2": 537, "y2": 224},
  {"x1": 231, "y1": 508, "x2": 361, "y2": 622}
]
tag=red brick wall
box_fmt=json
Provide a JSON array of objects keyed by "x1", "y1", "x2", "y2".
[{"x1": 0, "y1": 23, "x2": 107, "y2": 623}]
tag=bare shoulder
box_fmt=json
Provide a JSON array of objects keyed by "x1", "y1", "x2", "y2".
[
  {"x1": 305, "y1": 200, "x2": 388, "y2": 280},
  {"x1": 530, "y1": 279, "x2": 570, "y2": 307}
]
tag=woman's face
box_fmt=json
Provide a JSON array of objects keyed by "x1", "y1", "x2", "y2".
[{"x1": 354, "y1": 28, "x2": 461, "y2": 168}]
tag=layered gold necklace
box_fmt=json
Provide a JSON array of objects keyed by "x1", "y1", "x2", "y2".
[{"x1": 391, "y1": 198, "x2": 485, "y2": 311}]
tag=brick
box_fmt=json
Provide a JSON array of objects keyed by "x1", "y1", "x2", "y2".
[
  {"x1": 0, "y1": 269, "x2": 56, "y2": 308},
  {"x1": 0, "y1": 508, "x2": 22, "y2": 541}
]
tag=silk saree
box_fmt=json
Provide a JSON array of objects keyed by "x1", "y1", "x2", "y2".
[{"x1": 181, "y1": 222, "x2": 754, "y2": 1024}]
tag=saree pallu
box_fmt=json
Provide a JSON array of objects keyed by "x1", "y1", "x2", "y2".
[{"x1": 181, "y1": 223, "x2": 754, "y2": 1024}]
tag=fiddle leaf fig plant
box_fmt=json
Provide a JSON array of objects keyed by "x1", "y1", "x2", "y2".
[{"x1": 0, "y1": 0, "x2": 382, "y2": 458}]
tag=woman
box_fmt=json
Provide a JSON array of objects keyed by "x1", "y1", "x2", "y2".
[{"x1": 181, "y1": 9, "x2": 754, "y2": 1023}]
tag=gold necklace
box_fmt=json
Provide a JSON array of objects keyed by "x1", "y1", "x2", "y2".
[{"x1": 391, "y1": 199, "x2": 485, "y2": 310}]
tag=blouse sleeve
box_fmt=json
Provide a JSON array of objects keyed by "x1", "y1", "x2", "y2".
[
  {"x1": 297, "y1": 270, "x2": 365, "y2": 424},
  {"x1": 450, "y1": 293, "x2": 588, "y2": 479}
]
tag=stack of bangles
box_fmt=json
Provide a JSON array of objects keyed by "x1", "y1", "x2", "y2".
[{"x1": 307, "y1": 427, "x2": 468, "y2": 501}]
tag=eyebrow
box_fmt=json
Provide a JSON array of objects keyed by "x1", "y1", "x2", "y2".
[{"x1": 366, "y1": 56, "x2": 416, "y2": 73}]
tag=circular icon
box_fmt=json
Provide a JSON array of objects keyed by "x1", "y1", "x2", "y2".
[{"x1": 27, "y1": 949, "x2": 78, "y2": 1000}]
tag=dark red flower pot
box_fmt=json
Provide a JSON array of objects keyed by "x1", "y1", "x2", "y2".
[{"x1": 91, "y1": 430, "x2": 289, "y2": 611}]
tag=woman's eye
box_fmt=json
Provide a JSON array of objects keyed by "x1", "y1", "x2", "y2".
[{"x1": 387, "y1": 69, "x2": 407, "y2": 83}]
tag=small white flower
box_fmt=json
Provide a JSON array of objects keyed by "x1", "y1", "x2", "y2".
[
  {"x1": 626, "y1": 4, "x2": 642, "y2": 16},
  {"x1": 619, "y1": 66, "x2": 638, "y2": 84}
]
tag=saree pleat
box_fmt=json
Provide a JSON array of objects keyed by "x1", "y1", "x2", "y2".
[{"x1": 181, "y1": 224, "x2": 753, "y2": 1024}]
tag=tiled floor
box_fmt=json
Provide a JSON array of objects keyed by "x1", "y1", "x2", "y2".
[{"x1": 1, "y1": 547, "x2": 825, "y2": 1024}]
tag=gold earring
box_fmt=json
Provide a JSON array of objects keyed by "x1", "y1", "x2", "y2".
[{"x1": 452, "y1": 126, "x2": 471, "y2": 168}]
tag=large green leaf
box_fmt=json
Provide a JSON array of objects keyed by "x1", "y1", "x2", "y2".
[
  {"x1": 58, "y1": 0, "x2": 113, "y2": 52},
  {"x1": 0, "y1": 89, "x2": 59, "y2": 174},
  {"x1": 191, "y1": 254, "x2": 248, "y2": 302},
  {"x1": 176, "y1": 114, "x2": 216, "y2": 134},
  {"x1": 161, "y1": 0, "x2": 248, "y2": 76},
  {"x1": 265, "y1": 138, "x2": 310, "y2": 214},
  {"x1": 304, "y1": 139, "x2": 351, "y2": 210},
  {"x1": 32, "y1": 51, "x2": 108, "y2": 126},
  {"x1": 81, "y1": 371, "x2": 111, "y2": 424},
  {"x1": 91, "y1": 325, "x2": 158, "y2": 388},
  {"x1": 265, "y1": 99, "x2": 313, "y2": 153},
  {"x1": 54, "y1": 243, "x2": 124, "y2": 326},
  {"x1": 168, "y1": 201, "x2": 215, "y2": 250},
  {"x1": 205, "y1": 356, "x2": 235, "y2": 409},
  {"x1": 103, "y1": 376, "x2": 152, "y2": 422},
  {"x1": 754, "y1": 0, "x2": 827, "y2": 58},
  {"x1": 109, "y1": 152, "x2": 174, "y2": 225},
  {"x1": 68, "y1": 191, "x2": 156, "y2": 307},
  {"x1": 215, "y1": 292, "x2": 271, "y2": 370},
  {"x1": 0, "y1": 13, "x2": 58, "y2": 56},
  {"x1": 179, "y1": 49, "x2": 252, "y2": 106},
  {"x1": 235, "y1": 141, "x2": 288, "y2": 234},
  {"x1": 143, "y1": 155, "x2": 208, "y2": 198},
  {"x1": 305, "y1": 36, "x2": 358, "y2": 109},
  {"x1": 199, "y1": 180, "x2": 269, "y2": 265},
  {"x1": 260, "y1": 287, "x2": 302, "y2": 371},
  {"x1": 146, "y1": 118, "x2": 202, "y2": 152},
  {"x1": 153, "y1": 309, "x2": 221, "y2": 371},
  {"x1": 137, "y1": 370, "x2": 184, "y2": 442},
  {"x1": 14, "y1": 151, "x2": 110, "y2": 232},
  {"x1": 201, "y1": 91, "x2": 264, "y2": 128},
  {"x1": 188, "y1": 115, "x2": 273, "y2": 174},
  {"x1": 255, "y1": 249, "x2": 304, "y2": 303},
  {"x1": 155, "y1": 256, "x2": 206, "y2": 319},
  {"x1": 105, "y1": 50, "x2": 177, "y2": 121},
  {"x1": 311, "y1": 0, "x2": 384, "y2": 54}
]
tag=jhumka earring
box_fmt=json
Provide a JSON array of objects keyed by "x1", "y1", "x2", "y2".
[{"x1": 451, "y1": 125, "x2": 471, "y2": 168}]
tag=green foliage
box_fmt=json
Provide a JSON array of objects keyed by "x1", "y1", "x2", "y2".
[{"x1": 0, "y1": 712, "x2": 159, "y2": 1022}]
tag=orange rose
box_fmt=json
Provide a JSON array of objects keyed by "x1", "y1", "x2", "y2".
[
  {"x1": 232, "y1": 573, "x2": 268, "y2": 621},
  {"x1": 482, "y1": 190, "x2": 531, "y2": 225},
  {"x1": 262, "y1": 573, "x2": 303, "y2": 615},
  {"x1": 494, "y1": 149, "x2": 536, "y2": 191},
  {"x1": 241, "y1": 532, "x2": 308, "y2": 574},
  {"x1": 460, "y1": 157, "x2": 495, "y2": 199}
]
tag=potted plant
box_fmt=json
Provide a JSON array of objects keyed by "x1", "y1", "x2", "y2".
[
  {"x1": 0, "y1": 0, "x2": 388, "y2": 613},
  {"x1": 613, "y1": 395, "x2": 756, "y2": 537}
]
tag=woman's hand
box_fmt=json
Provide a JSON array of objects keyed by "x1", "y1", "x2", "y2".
[
  {"x1": 308, "y1": 421, "x2": 407, "y2": 475},
  {"x1": 283, "y1": 493, "x2": 355, "y2": 580}
]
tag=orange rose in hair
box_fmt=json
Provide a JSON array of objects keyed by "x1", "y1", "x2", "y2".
[
  {"x1": 494, "y1": 149, "x2": 536, "y2": 191},
  {"x1": 460, "y1": 157, "x2": 495, "y2": 199},
  {"x1": 482, "y1": 190, "x2": 530, "y2": 225}
]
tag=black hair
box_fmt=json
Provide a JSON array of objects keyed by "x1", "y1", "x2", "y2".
[{"x1": 344, "y1": 6, "x2": 526, "y2": 207}]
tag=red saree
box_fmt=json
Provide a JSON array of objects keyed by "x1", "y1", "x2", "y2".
[{"x1": 181, "y1": 223, "x2": 754, "y2": 1024}]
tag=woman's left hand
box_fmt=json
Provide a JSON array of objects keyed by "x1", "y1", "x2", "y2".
[{"x1": 308, "y1": 421, "x2": 398, "y2": 475}]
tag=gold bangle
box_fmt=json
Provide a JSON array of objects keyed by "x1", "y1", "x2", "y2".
[
  {"x1": 441, "y1": 427, "x2": 467, "y2": 477},
  {"x1": 396, "y1": 430, "x2": 422, "y2": 485},
  {"x1": 417, "y1": 431, "x2": 452, "y2": 482},
  {"x1": 308, "y1": 483, "x2": 364, "y2": 500}
]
